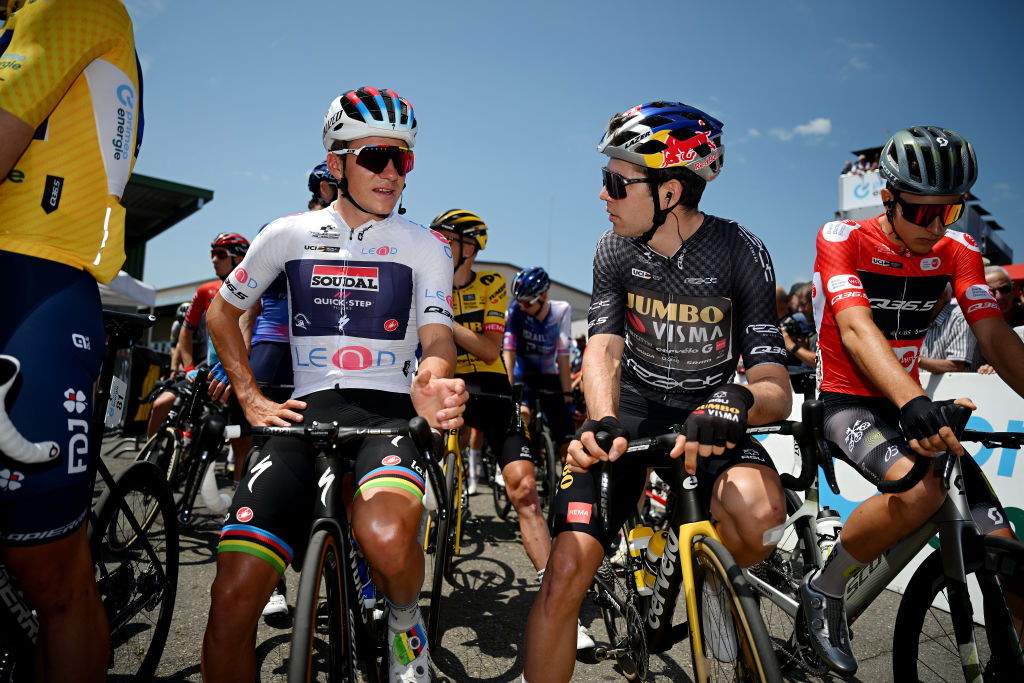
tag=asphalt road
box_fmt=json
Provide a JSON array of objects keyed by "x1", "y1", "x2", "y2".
[{"x1": 98, "y1": 440, "x2": 909, "y2": 682}]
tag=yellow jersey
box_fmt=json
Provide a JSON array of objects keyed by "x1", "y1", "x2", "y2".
[
  {"x1": 0, "y1": 0, "x2": 141, "y2": 284},
  {"x1": 453, "y1": 270, "x2": 508, "y2": 376}
]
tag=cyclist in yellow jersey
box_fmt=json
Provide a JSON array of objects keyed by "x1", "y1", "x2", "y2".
[
  {"x1": 429, "y1": 209, "x2": 554, "y2": 574},
  {"x1": 0, "y1": 0, "x2": 142, "y2": 680}
]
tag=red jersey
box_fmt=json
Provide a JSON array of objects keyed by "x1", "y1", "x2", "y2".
[
  {"x1": 813, "y1": 216, "x2": 1000, "y2": 397},
  {"x1": 183, "y1": 280, "x2": 222, "y2": 330}
]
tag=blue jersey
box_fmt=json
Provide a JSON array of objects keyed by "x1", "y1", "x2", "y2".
[{"x1": 502, "y1": 299, "x2": 572, "y2": 378}]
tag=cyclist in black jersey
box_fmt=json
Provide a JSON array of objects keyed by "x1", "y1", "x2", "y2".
[{"x1": 522, "y1": 101, "x2": 792, "y2": 683}]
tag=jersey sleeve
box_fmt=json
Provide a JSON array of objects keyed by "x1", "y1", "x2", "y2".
[
  {"x1": 815, "y1": 220, "x2": 870, "y2": 315},
  {"x1": 944, "y1": 231, "x2": 1002, "y2": 326},
  {"x1": 412, "y1": 229, "x2": 455, "y2": 329},
  {"x1": 502, "y1": 305, "x2": 520, "y2": 352},
  {"x1": 732, "y1": 225, "x2": 786, "y2": 369},
  {"x1": 219, "y1": 220, "x2": 288, "y2": 311},
  {"x1": 556, "y1": 303, "x2": 572, "y2": 356},
  {"x1": 588, "y1": 231, "x2": 627, "y2": 338},
  {"x1": 481, "y1": 272, "x2": 508, "y2": 335},
  {"x1": 0, "y1": 0, "x2": 134, "y2": 128}
]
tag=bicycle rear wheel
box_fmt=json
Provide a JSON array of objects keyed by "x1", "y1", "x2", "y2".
[
  {"x1": 595, "y1": 557, "x2": 649, "y2": 681},
  {"x1": 691, "y1": 535, "x2": 782, "y2": 683},
  {"x1": 744, "y1": 490, "x2": 823, "y2": 674},
  {"x1": 892, "y1": 534, "x2": 1024, "y2": 682},
  {"x1": 135, "y1": 427, "x2": 180, "y2": 484},
  {"x1": 492, "y1": 459, "x2": 512, "y2": 520},
  {"x1": 427, "y1": 449, "x2": 457, "y2": 650},
  {"x1": 92, "y1": 461, "x2": 179, "y2": 682},
  {"x1": 537, "y1": 425, "x2": 559, "y2": 531},
  {"x1": 289, "y1": 528, "x2": 357, "y2": 682}
]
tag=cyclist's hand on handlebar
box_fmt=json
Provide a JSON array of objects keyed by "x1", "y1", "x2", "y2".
[
  {"x1": 207, "y1": 362, "x2": 232, "y2": 403},
  {"x1": 680, "y1": 384, "x2": 754, "y2": 474},
  {"x1": 411, "y1": 370, "x2": 467, "y2": 430},
  {"x1": 899, "y1": 396, "x2": 974, "y2": 458},
  {"x1": 567, "y1": 417, "x2": 628, "y2": 473},
  {"x1": 242, "y1": 392, "x2": 307, "y2": 427}
]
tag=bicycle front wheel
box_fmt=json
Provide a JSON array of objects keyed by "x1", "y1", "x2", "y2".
[
  {"x1": 92, "y1": 460, "x2": 179, "y2": 682},
  {"x1": 427, "y1": 449, "x2": 457, "y2": 649},
  {"x1": 135, "y1": 426, "x2": 180, "y2": 484},
  {"x1": 893, "y1": 534, "x2": 1024, "y2": 682},
  {"x1": 691, "y1": 535, "x2": 782, "y2": 683},
  {"x1": 289, "y1": 528, "x2": 352, "y2": 682},
  {"x1": 744, "y1": 490, "x2": 823, "y2": 674},
  {"x1": 537, "y1": 425, "x2": 560, "y2": 531}
]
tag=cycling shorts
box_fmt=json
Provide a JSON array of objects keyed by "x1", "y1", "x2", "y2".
[
  {"x1": 821, "y1": 391, "x2": 1009, "y2": 535},
  {"x1": 250, "y1": 340, "x2": 293, "y2": 398},
  {"x1": 552, "y1": 386, "x2": 777, "y2": 549},
  {"x1": 0, "y1": 252, "x2": 104, "y2": 546},
  {"x1": 218, "y1": 388, "x2": 421, "y2": 574},
  {"x1": 461, "y1": 372, "x2": 531, "y2": 471},
  {"x1": 520, "y1": 374, "x2": 574, "y2": 446}
]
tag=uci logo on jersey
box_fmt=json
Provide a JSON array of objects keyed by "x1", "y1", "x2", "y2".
[{"x1": 631, "y1": 268, "x2": 652, "y2": 280}]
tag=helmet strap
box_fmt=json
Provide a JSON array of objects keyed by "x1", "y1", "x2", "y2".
[
  {"x1": 637, "y1": 181, "x2": 678, "y2": 244},
  {"x1": 337, "y1": 176, "x2": 391, "y2": 221}
]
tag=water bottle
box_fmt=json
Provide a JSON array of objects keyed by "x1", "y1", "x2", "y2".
[
  {"x1": 815, "y1": 507, "x2": 843, "y2": 560},
  {"x1": 643, "y1": 530, "x2": 669, "y2": 589},
  {"x1": 199, "y1": 464, "x2": 231, "y2": 514},
  {"x1": 627, "y1": 525, "x2": 654, "y2": 595},
  {"x1": 350, "y1": 538, "x2": 376, "y2": 609}
]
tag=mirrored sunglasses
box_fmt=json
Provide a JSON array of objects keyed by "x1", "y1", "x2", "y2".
[
  {"x1": 893, "y1": 193, "x2": 964, "y2": 227},
  {"x1": 602, "y1": 167, "x2": 647, "y2": 200},
  {"x1": 333, "y1": 145, "x2": 414, "y2": 176},
  {"x1": 211, "y1": 248, "x2": 230, "y2": 259}
]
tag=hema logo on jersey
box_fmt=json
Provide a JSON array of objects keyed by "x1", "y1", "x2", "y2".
[{"x1": 310, "y1": 265, "x2": 379, "y2": 291}]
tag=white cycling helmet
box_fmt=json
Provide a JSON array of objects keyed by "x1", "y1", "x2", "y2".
[{"x1": 322, "y1": 87, "x2": 417, "y2": 151}]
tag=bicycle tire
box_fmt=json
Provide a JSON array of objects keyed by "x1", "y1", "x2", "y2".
[
  {"x1": 134, "y1": 426, "x2": 180, "y2": 485},
  {"x1": 427, "y1": 449, "x2": 457, "y2": 650},
  {"x1": 892, "y1": 534, "x2": 1024, "y2": 682},
  {"x1": 91, "y1": 461, "x2": 179, "y2": 682},
  {"x1": 289, "y1": 528, "x2": 350, "y2": 682},
  {"x1": 691, "y1": 535, "x2": 782, "y2": 683},
  {"x1": 492, "y1": 460, "x2": 512, "y2": 520},
  {"x1": 537, "y1": 425, "x2": 559, "y2": 531},
  {"x1": 745, "y1": 489, "x2": 824, "y2": 674},
  {"x1": 596, "y1": 558, "x2": 649, "y2": 681}
]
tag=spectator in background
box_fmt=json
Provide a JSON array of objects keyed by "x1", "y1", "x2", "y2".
[
  {"x1": 867, "y1": 152, "x2": 879, "y2": 172},
  {"x1": 840, "y1": 160, "x2": 853, "y2": 176},
  {"x1": 787, "y1": 281, "x2": 814, "y2": 335},
  {"x1": 852, "y1": 154, "x2": 871, "y2": 175},
  {"x1": 776, "y1": 285, "x2": 790, "y2": 320},
  {"x1": 780, "y1": 282, "x2": 816, "y2": 395},
  {"x1": 919, "y1": 284, "x2": 976, "y2": 374},
  {"x1": 986, "y1": 265, "x2": 1024, "y2": 326}
]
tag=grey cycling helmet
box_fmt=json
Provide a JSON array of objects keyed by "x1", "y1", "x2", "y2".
[{"x1": 878, "y1": 126, "x2": 977, "y2": 196}]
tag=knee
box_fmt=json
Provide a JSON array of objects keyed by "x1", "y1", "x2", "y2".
[
  {"x1": 508, "y1": 472, "x2": 538, "y2": 510},
  {"x1": 207, "y1": 569, "x2": 265, "y2": 639},
  {"x1": 895, "y1": 478, "x2": 945, "y2": 524},
  {"x1": 542, "y1": 546, "x2": 592, "y2": 606},
  {"x1": 357, "y1": 516, "x2": 419, "y2": 579}
]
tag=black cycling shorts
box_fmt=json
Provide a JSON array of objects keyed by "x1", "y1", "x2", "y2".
[
  {"x1": 461, "y1": 372, "x2": 531, "y2": 471},
  {"x1": 552, "y1": 386, "x2": 777, "y2": 548},
  {"x1": 821, "y1": 391, "x2": 1009, "y2": 535},
  {"x1": 520, "y1": 373, "x2": 574, "y2": 446},
  {"x1": 0, "y1": 252, "x2": 104, "y2": 546},
  {"x1": 218, "y1": 388, "x2": 422, "y2": 574}
]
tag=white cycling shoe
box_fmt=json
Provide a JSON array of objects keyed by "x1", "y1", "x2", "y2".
[{"x1": 389, "y1": 621, "x2": 431, "y2": 682}]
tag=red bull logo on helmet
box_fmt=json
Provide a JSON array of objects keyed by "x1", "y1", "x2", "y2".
[{"x1": 648, "y1": 130, "x2": 718, "y2": 169}]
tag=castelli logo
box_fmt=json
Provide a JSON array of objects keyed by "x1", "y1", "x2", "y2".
[
  {"x1": 964, "y1": 234, "x2": 977, "y2": 247},
  {"x1": 235, "y1": 268, "x2": 249, "y2": 283},
  {"x1": 382, "y1": 455, "x2": 401, "y2": 466},
  {"x1": 236, "y1": 507, "x2": 254, "y2": 523},
  {"x1": 384, "y1": 319, "x2": 399, "y2": 332}
]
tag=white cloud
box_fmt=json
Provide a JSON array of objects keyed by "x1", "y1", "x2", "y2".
[
  {"x1": 848, "y1": 55, "x2": 869, "y2": 70},
  {"x1": 770, "y1": 118, "x2": 831, "y2": 142},
  {"x1": 993, "y1": 183, "x2": 1016, "y2": 200},
  {"x1": 748, "y1": 128, "x2": 761, "y2": 138}
]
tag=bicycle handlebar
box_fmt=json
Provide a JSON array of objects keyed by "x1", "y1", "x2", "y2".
[{"x1": 876, "y1": 403, "x2": 973, "y2": 494}]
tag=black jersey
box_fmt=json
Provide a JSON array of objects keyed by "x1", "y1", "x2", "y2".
[{"x1": 588, "y1": 214, "x2": 786, "y2": 410}]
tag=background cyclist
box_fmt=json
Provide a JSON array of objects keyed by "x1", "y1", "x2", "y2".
[
  {"x1": 802, "y1": 126, "x2": 1024, "y2": 675},
  {"x1": 200, "y1": 86, "x2": 466, "y2": 683},
  {"x1": 428, "y1": 209, "x2": 553, "y2": 579},
  {"x1": 523, "y1": 100, "x2": 791, "y2": 683},
  {"x1": 0, "y1": 0, "x2": 142, "y2": 679}
]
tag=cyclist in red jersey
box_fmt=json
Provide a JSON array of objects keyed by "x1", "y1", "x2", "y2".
[{"x1": 801, "y1": 126, "x2": 1024, "y2": 674}]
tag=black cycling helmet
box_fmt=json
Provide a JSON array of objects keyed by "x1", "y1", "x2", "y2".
[
  {"x1": 429, "y1": 209, "x2": 488, "y2": 251},
  {"x1": 878, "y1": 126, "x2": 978, "y2": 196}
]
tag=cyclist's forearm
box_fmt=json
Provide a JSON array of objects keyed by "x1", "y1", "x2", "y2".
[
  {"x1": 207, "y1": 297, "x2": 261, "y2": 408},
  {"x1": 581, "y1": 337, "x2": 622, "y2": 419},
  {"x1": 452, "y1": 323, "x2": 501, "y2": 364}
]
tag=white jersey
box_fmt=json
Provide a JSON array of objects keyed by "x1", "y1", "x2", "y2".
[{"x1": 220, "y1": 207, "x2": 455, "y2": 397}]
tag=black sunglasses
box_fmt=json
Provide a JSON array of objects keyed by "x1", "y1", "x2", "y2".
[
  {"x1": 888, "y1": 192, "x2": 964, "y2": 228},
  {"x1": 602, "y1": 167, "x2": 648, "y2": 199},
  {"x1": 990, "y1": 284, "x2": 1013, "y2": 296},
  {"x1": 334, "y1": 145, "x2": 415, "y2": 176}
]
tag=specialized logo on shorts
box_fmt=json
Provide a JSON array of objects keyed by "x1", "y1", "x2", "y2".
[
  {"x1": 828, "y1": 274, "x2": 862, "y2": 293},
  {"x1": 919, "y1": 257, "x2": 940, "y2": 271},
  {"x1": 63, "y1": 389, "x2": 87, "y2": 414},
  {"x1": 0, "y1": 468, "x2": 25, "y2": 491},
  {"x1": 566, "y1": 502, "x2": 593, "y2": 525},
  {"x1": 382, "y1": 455, "x2": 401, "y2": 466},
  {"x1": 310, "y1": 265, "x2": 379, "y2": 291},
  {"x1": 236, "y1": 507, "x2": 254, "y2": 523}
]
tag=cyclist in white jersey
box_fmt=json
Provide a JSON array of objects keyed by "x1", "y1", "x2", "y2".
[{"x1": 200, "y1": 87, "x2": 467, "y2": 683}]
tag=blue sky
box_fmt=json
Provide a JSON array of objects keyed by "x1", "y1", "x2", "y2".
[{"x1": 126, "y1": 0, "x2": 1024, "y2": 298}]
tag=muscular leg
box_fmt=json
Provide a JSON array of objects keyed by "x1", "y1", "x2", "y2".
[
  {"x1": 4, "y1": 525, "x2": 108, "y2": 683},
  {"x1": 710, "y1": 463, "x2": 786, "y2": 567},
  {"x1": 351, "y1": 487, "x2": 424, "y2": 606},
  {"x1": 202, "y1": 552, "x2": 280, "y2": 683},
  {"x1": 503, "y1": 459, "x2": 551, "y2": 571},
  {"x1": 523, "y1": 531, "x2": 604, "y2": 683},
  {"x1": 147, "y1": 390, "x2": 176, "y2": 438}
]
